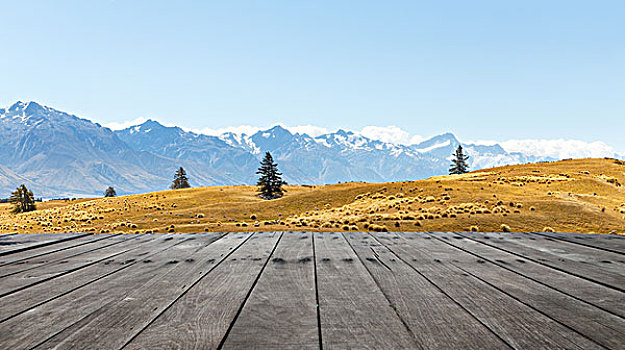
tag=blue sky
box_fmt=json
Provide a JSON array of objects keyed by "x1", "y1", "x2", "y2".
[{"x1": 1, "y1": 1, "x2": 623, "y2": 152}]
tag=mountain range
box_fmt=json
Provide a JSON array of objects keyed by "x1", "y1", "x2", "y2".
[{"x1": 0, "y1": 101, "x2": 566, "y2": 197}]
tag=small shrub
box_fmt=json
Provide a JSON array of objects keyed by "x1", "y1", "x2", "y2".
[
  {"x1": 500, "y1": 224, "x2": 511, "y2": 232},
  {"x1": 543, "y1": 227, "x2": 555, "y2": 232},
  {"x1": 470, "y1": 225, "x2": 479, "y2": 232}
]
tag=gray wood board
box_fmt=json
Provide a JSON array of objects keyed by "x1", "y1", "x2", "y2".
[
  {"x1": 221, "y1": 232, "x2": 319, "y2": 349},
  {"x1": 0, "y1": 234, "x2": 198, "y2": 349},
  {"x1": 0, "y1": 234, "x2": 151, "y2": 297},
  {"x1": 534, "y1": 231, "x2": 625, "y2": 255},
  {"x1": 0, "y1": 233, "x2": 118, "y2": 266},
  {"x1": 343, "y1": 232, "x2": 510, "y2": 349},
  {"x1": 458, "y1": 232, "x2": 625, "y2": 292},
  {"x1": 436, "y1": 232, "x2": 625, "y2": 318},
  {"x1": 0, "y1": 234, "x2": 185, "y2": 323},
  {"x1": 374, "y1": 232, "x2": 602, "y2": 350},
  {"x1": 34, "y1": 233, "x2": 229, "y2": 349},
  {"x1": 0, "y1": 233, "x2": 91, "y2": 255},
  {"x1": 427, "y1": 233, "x2": 625, "y2": 349},
  {"x1": 314, "y1": 232, "x2": 419, "y2": 349},
  {"x1": 0, "y1": 233, "x2": 130, "y2": 278},
  {"x1": 123, "y1": 232, "x2": 282, "y2": 350}
]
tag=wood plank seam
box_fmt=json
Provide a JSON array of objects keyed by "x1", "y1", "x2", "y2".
[
  {"x1": 28, "y1": 298, "x2": 117, "y2": 350},
  {"x1": 0, "y1": 233, "x2": 122, "y2": 268},
  {"x1": 0, "y1": 235, "x2": 199, "y2": 324},
  {"x1": 0, "y1": 240, "x2": 152, "y2": 299},
  {"x1": 25, "y1": 234, "x2": 227, "y2": 349},
  {"x1": 429, "y1": 234, "x2": 625, "y2": 321},
  {"x1": 531, "y1": 232, "x2": 625, "y2": 256},
  {"x1": 0, "y1": 233, "x2": 93, "y2": 257},
  {"x1": 119, "y1": 232, "x2": 255, "y2": 350},
  {"x1": 311, "y1": 232, "x2": 324, "y2": 350},
  {"x1": 0, "y1": 234, "x2": 136, "y2": 278},
  {"x1": 341, "y1": 232, "x2": 421, "y2": 349},
  {"x1": 457, "y1": 233, "x2": 625, "y2": 294},
  {"x1": 216, "y1": 232, "x2": 285, "y2": 350},
  {"x1": 446, "y1": 254, "x2": 608, "y2": 349},
  {"x1": 369, "y1": 233, "x2": 516, "y2": 350}
]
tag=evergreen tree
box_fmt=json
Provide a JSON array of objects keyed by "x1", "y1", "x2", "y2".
[
  {"x1": 449, "y1": 145, "x2": 470, "y2": 174},
  {"x1": 256, "y1": 152, "x2": 287, "y2": 199},
  {"x1": 9, "y1": 184, "x2": 37, "y2": 214},
  {"x1": 170, "y1": 167, "x2": 191, "y2": 189},
  {"x1": 104, "y1": 186, "x2": 117, "y2": 197}
]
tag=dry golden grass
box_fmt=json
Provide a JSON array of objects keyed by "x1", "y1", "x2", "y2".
[{"x1": 1, "y1": 158, "x2": 624, "y2": 234}]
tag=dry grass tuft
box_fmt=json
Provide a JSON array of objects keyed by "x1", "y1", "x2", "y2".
[{"x1": 1, "y1": 158, "x2": 624, "y2": 234}]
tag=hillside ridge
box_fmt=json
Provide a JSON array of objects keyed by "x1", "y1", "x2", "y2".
[
  {"x1": 0, "y1": 101, "x2": 558, "y2": 197},
  {"x1": 2, "y1": 158, "x2": 624, "y2": 234}
]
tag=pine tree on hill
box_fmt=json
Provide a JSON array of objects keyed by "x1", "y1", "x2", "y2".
[
  {"x1": 256, "y1": 152, "x2": 287, "y2": 199},
  {"x1": 449, "y1": 145, "x2": 470, "y2": 175},
  {"x1": 9, "y1": 184, "x2": 37, "y2": 214},
  {"x1": 104, "y1": 186, "x2": 117, "y2": 197},
  {"x1": 170, "y1": 167, "x2": 191, "y2": 189}
]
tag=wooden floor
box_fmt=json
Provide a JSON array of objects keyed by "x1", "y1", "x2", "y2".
[{"x1": 0, "y1": 232, "x2": 624, "y2": 349}]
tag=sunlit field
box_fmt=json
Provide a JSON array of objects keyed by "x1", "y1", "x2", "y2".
[{"x1": 2, "y1": 158, "x2": 624, "y2": 235}]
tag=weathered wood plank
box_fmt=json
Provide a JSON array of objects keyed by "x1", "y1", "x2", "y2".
[
  {"x1": 221, "y1": 232, "x2": 319, "y2": 349},
  {"x1": 459, "y1": 232, "x2": 625, "y2": 292},
  {"x1": 123, "y1": 232, "x2": 282, "y2": 350},
  {"x1": 428, "y1": 233, "x2": 625, "y2": 349},
  {"x1": 0, "y1": 234, "x2": 185, "y2": 323},
  {"x1": 314, "y1": 232, "x2": 419, "y2": 349},
  {"x1": 0, "y1": 233, "x2": 91, "y2": 256},
  {"x1": 0, "y1": 233, "x2": 120, "y2": 267},
  {"x1": 436, "y1": 232, "x2": 625, "y2": 319},
  {"x1": 534, "y1": 232, "x2": 625, "y2": 255},
  {"x1": 374, "y1": 232, "x2": 602, "y2": 350},
  {"x1": 0, "y1": 234, "x2": 150, "y2": 298},
  {"x1": 0, "y1": 233, "x2": 78, "y2": 248},
  {"x1": 0, "y1": 234, "x2": 200, "y2": 350},
  {"x1": 343, "y1": 232, "x2": 510, "y2": 349},
  {"x1": 519, "y1": 233, "x2": 625, "y2": 273},
  {"x1": 0, "y1": 233, "x2": 130, "y2": 278},
  {"x1": 34, "y1": 233, "x2": 231, "y2": 349}
]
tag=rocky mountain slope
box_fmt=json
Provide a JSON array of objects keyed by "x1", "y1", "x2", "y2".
[{"x1": 0, "y1": 101, "x2": 559, "y2": 197}]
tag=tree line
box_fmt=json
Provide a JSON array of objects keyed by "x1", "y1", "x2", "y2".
[{"x1": 7, "y1": 148, "x2": 468, "y2": 214}]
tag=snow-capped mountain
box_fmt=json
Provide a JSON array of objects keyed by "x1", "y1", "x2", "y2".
[{"x1": 0, "y1": 101, "x2": 557, "y2": 197}]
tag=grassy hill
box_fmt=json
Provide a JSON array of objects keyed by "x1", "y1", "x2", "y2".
[{"x1": 1, "y1": 158, "x2": 624, "y2": 234}]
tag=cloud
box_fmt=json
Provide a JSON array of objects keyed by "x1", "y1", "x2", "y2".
[
  {"x1": 359, "y1": 125, "x2": 423, "y2": 145},
  {"x1": 283, "y1": 124, "x2": 330, "y2": 137},
  {"x1": 96, "y1": 118, "x2": 623, "y2": 159},
  {"x1": 499, "y1": 139, "x2": 619, "y2": 159},
  {"x1": 101, "y1": 117, "x2": 147, "y2": 130},
  {"x1": 192, "y1": 125, "x2": 263, "y2": 136}
]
